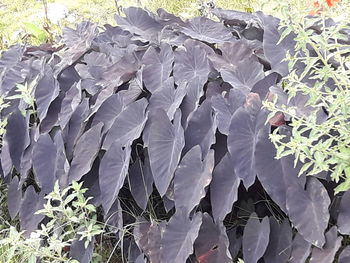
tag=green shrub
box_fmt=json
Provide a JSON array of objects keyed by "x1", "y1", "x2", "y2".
[
  {"x1": 264, "y1": 0, "x2": 350, "y2": 193},
  {"x1": 0, "y1": 181, "x2": 103, "y2": 263}
]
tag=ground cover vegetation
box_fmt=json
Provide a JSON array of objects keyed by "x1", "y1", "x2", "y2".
[
  {"x1": 1, "y1": 0, "x2": 350, "y2": 262},
  {"x1": 0, "y1": 0, "x2": 274, "y2": 50}
]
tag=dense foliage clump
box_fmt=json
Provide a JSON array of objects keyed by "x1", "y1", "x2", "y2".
[{"x1": 1, "y1": 4, "x2": 350, "y2": 262}]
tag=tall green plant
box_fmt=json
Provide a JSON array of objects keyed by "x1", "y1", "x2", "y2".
[
  {"x1": 264, "y1": 0, "x2": 350, "y2": 193},
  {"x1": 0, "y1": 181, "x2": 103, "y2": 263}
]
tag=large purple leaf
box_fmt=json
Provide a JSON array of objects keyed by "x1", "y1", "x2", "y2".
[
  {"x1": 178, "y1": 16, "x2": 234, "y2": 43},
  {"x1": 133, "y1": 219, "x2": 152, "y2": 255},
  {"x1": 0, "y1": 45, "x2": 26, "y2": 94},
  {"x1": 127, "y1": 236, "x2": 143, "y2": 263},
  {"x1": 7, "y1": 176, "x2": 22, "y2": 219},
  {"x1": 58, "y1": 80, "x2": 82, "y2": 129},
  {"x1": 141, "y1": 109, "x2": 158, "y2": 149},
  {"x1": 148, "y1": 77, "x2": 186, "y2": 121},
  {"x1": 19, "y1": 186, "x2": 45, "y2": 237},
  {"x1": 205, "y1": 80, "x2": 230, "y2": 99},
  {"x1": 57, "y1": 65, "x2": 80, "y2": 93},
  {"x1": 286, "y1": 177, "x2": 330, "y2": 247},
  {"x1": 134, "y1": 220, "x2": 164, "y2": 263},
  {"x1": 194, "y1": 213, "x2": 232, "y2": 263},
  {"x1": 64, "y1": 97, "x2": 90, "y2": 160},
  {"x1": 251, "y1": 72, "x2": 279, "y2": 99},
  {"x1": 53, "y1": 130, "x2": 70, "y2": 189},
  {"x1": 173, "y1": 39, "x2": 210, "y2": 85},
  {"x1": 227, "y1": 228, "x2": 242, "y2": 260},
  {"x1": 97, "y1": 52, "x2": 140, "y2": 88},
  {"x1": 39, "y1": 95, "x2": 62, "y2": 133},
  {"x1": 220, "y1": 59, "x2": 264, "y2": 94},
  {"x1": 289, "y1": 233, "x2": 312, "y2": 263},
  {"x1": 211, "y1": 8, "x2": 259, "y2": 27},
  {"x1": 35, "y1": 68, "x2": 60, "y2": 121},
  {"x1": 174, "y1": 146, "x2": 214, "y2": 216},
  {"x1": 209, "y1": 41, "x2": 264, "y2": 93},
  {"x1": 115, "y1": 7, "x2": 162, "y2": 40},
  {"x1": 68, "y1": 123, "x2": 103, "y2": 182},
  {"x1": 209, "y1": 41, "x2": 255, "y2": 70},
  {"x1": 227, "y1": 95, "x2": 265, "y2": 188},
  {"x1": 147, "y1": 223, "x2": 163, "y2": 263},
  {"x1": 211, "y1": 88, "x2": 245, "y2": 135},
  {"x1": 211, "y1": 152, "x2": 240, "y2": 222},
  {"x1": 62, "y1": 21, "x2": 97, "y2": 48},
  {"x1": 70, "y1": 236, "x2": 94, "y2": 263},
  {"x1": 135, "y1": 254, "x2": 146, "y2": 263},
  {"x1": 95, "y1": 24, "x2": 132, "y2": 47},
  {"x1": 256, "y1": 12, "x2": 296, "y2": 76},
  {"x1": 32, "y1": 133, "x2": 57, "y2": 193},
  {"x1": 158, "y1": 25, "x2": 189, "y2": 46},
  {"x1": 243, "y1": 213, "x2": 270, "y2": 263},
  {"x1": 339, "y1": 246, "x2": 350, "y2": 263},
  {"x1": 180, "y1": 77, "x2": 205, "y2": 129},
  {"x1": 128, "y1": 153, "x2": 154, "y2": 210},
  {"x1": 142, "y1": 43, "x2": 174, "y2": 93},
  {"x1": 184, "y1": 99, "x2": 217, "y2": 158},
  {"x1": 4, "y1": 110, "x2": 27, "y2": 171},
  {"x1": 91, "y1": 93, "x2": 124, "y2": 131},
  {"x1": 255, "y1": 128, "x2": 306, "y2": 213},
  {"x1": 87, "y1": 85, "x2": 115, "y2": 118},
  {"x1": 269, "y1": 86, "x2": 327, "y2": 123},
  {"x1": 54, "y1": 21, "x2": 98, "y2": 75},
  {"x1": 263, "y1": 218, "x2": 292, "y2": 263},
  {"x1": 120, "y1": 72, "x2": 144, "y2": 106},
  {"x1": 337, "y1": 189, "x2": 350, "y2": 235},
  {"x1": 18, "y1": 118, "x2": 33, "y2": 181},
  {"x1": 0, "y1": 139, "x2": 12, "y2": 178},
  {"x1": 104, "y1": 198, "x2": 123, "y2": 238},
  {"x1": 99, "y1": 141, "x2": 131, "y2": 213},
  {"x1": 155, "y1": 8, "x2": 186, "y2": 26},
  {"x1": 309, "y1": 226, "x2": 342, "y2": 263},
  {"x1": 102, "y1": 98, "x2": 148, "y2": 150},
  {"x1": 81, "y1": 158, "x2": 101, "y2": 207},
  {"x1": 148, "y1": 109, "x2": 184, "y2": 197},
  {"x1": 160, "y1": 210, "x2": 202, "y2": 263}
]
